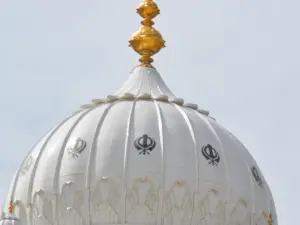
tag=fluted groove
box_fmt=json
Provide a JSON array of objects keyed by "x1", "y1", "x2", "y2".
[
  {"x1": 173, "y1": 105, "x2": 198, "y2": 225},
  {"x1": 86, "y1": 102, "x2": 118, "y2": 225},
  {"x1": 121, "y1": 101, "x2": 137, "y2": 223},
  {"x1": 199, "y1": 115, "x2": 231, "y2": 205},
  {"x1": 52, "y1": 108, "x2": 97, "y2": 225},
  {"x1": 27, "y1": 113, "x2": 78, "y2": 225}
]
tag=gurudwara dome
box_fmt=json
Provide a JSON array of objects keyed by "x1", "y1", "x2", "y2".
[{"x1": 1, "y1": 1, "x2": 277, "y2": 225}]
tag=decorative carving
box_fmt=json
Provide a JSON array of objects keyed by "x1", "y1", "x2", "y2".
[
  {"x1": 162, "y1": 181, "x2": 193, "y2": 225},
  {"x1": 134, "y1": 134, "x2": 156, "y2": 155},
  {"x1": 126, "y1": 178, "x2": 158, "y2": 223},
  {"x1": 13, "y1": 201, "x2": 28, "y2": 225},
  {"x1": 175, "y1": 181, "x2": 185, "y2": 186},
  {"x1": 90, "y1": 178, "x2": 121, "y2": 223},
  {"x1": 67, "y1": 138, "x2": 86, "y2": 159},
  {"x1": 25, "y1": 181, "x2": 274, "y2": 225},
  {"x1": 251, "y1": 166, "x2": 264, "y2": 187},
  {"x1": 193, "y1": 189, "x2": 227, "y2": 225},
  {"x1": 20, "y1": 156, "x2": 33, "y2": 176},
  {"x1": 32, "y1": 190, "x2": 54, "y2": 225},
  {"x1": 229, "y1": 199, "x2": 251, "y2": 225},
  {"x1": 57, "y1": 181, "x2": 85, "y2": 225},
  {"x1": 201, "y1": 144, "x2": 220, "y2": 166}
]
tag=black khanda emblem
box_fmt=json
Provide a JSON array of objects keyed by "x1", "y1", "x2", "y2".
[
  {"x1": 251, "y1": 166, "x2": 263, "y2": 187},
  {"x1": 68, "y1": 138, "x2": 86, "y2": 159},
  {"x1": 20, "y1": 155, "x2": 33, "y2": 176},
  {"x1": 202, "y1": 144, "x2": 220, "y2": 166},
  {"x1": 134, "y1": 134, "x2": 156, "y2": 155}
]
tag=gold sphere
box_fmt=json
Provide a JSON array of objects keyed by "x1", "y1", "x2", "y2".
[
  {"x1": 129, "y1": 26, "x2": 165, "y2": 56},
  {"x1": 137, "y1": 0, "x2": 160, "y2": 20}
]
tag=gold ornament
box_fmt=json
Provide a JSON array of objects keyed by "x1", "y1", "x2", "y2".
[
  {"x1": 129, "y1": 0, "x2": 165, "y2": 67},
  {"x1": 268, "y1": 213, "x2": 273, "y2": 225},
  {"x1": 8, "y1": 199, "x2": 14, "y2": 214}
]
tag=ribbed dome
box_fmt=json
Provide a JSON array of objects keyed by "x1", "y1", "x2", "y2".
[{"x1": 1, "y1": 67, "x2": 277, "y2": 225}]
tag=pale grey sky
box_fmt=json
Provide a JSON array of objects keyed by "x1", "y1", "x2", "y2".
[{"x1": 0, "y1": 0, "x2": 299, "y2": 224}]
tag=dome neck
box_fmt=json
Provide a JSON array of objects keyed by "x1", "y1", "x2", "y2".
[{"x1": 115, "y1": 66, "x2": 175, "y2": 99}]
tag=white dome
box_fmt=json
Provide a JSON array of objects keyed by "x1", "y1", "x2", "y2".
[{"x1": 2, "y1": 67, "x2": 277, "y2": 225}]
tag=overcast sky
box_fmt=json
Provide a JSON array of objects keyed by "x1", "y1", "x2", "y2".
[{"x1": 0, "y1": 0, "x2": 299, "y2": 224}]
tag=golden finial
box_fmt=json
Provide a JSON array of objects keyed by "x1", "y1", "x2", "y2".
[
  {"x1": 129, "y1": 0, "x2": 166, "y2": 68},
  {"x1": 268, "y1": 212, "x2": 273, "y2": 225},
  {"x1": 8, "y1": 199, "x2": 14, "y2": 214}
]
